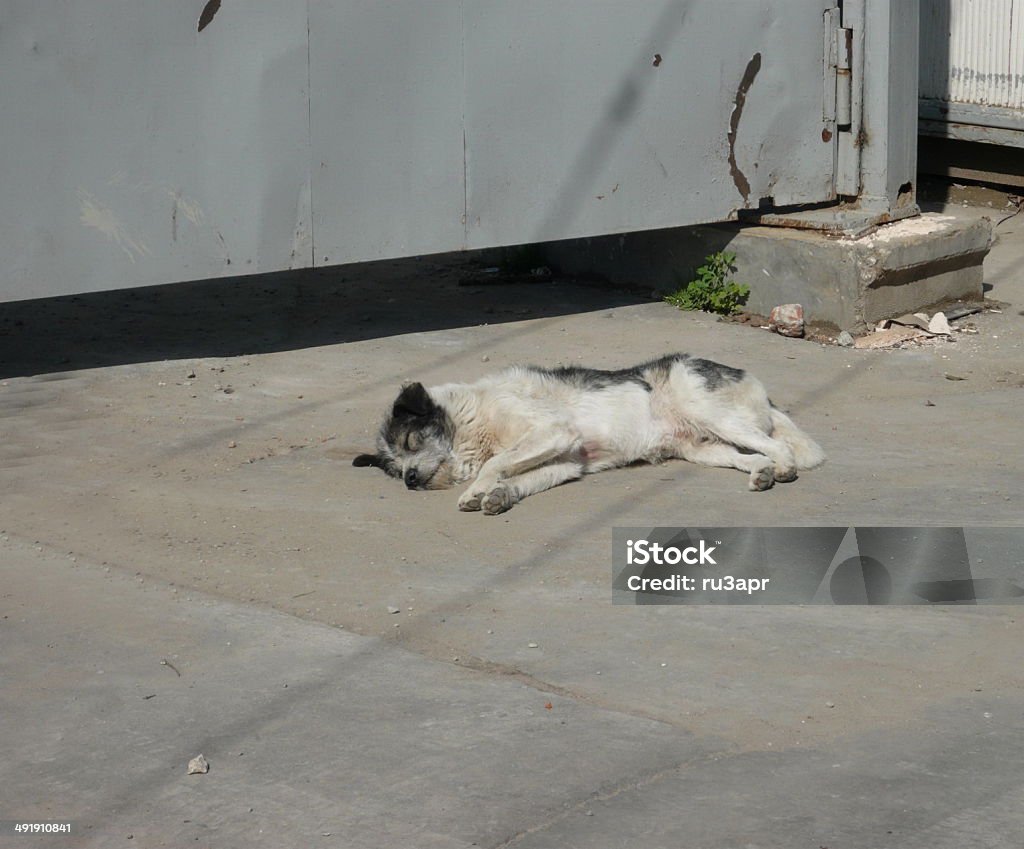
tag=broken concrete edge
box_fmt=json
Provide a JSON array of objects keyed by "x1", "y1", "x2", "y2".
[
  {"x1": 533, "y1": 213, "x2": 995, "y2": 334},
  {"x1": 713, "y1": 214, "x2": 994, "y2": 331}
]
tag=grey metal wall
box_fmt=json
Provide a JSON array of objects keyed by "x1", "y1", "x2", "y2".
[{"x1": 4, "y1": 1, "x2": 861, "y2": 302}]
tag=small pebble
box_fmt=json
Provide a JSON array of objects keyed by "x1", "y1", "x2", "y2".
[{"x1": 187, "y1": 754, "x2": 210, "y2": 775}]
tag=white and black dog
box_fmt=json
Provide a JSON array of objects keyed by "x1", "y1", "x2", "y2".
[{"x1": 353, "y1": 353, "x2": 825, "y2": 514}]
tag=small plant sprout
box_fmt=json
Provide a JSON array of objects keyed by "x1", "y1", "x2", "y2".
[{"x1": 664, "y1": 251, "x2": 750, "y2": 316}]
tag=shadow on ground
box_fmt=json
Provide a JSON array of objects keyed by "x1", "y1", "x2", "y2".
[{"x1": 0, "y1": 252, "x2": 651, "y2": 379}]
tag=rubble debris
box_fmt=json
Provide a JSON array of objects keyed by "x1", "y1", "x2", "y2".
[
  {"x1": 768, "y1": 304, "x2": 804, "y2": 338},
  {"x1": 879, "y1": 311, "x2": 951, "y2": 336},
  {"x1": 853, "y1": 326, "x2": 929, "y2": 349},
  {"x1": 836, "y1": 331, "x2": 854, "y2": 348},
  {"x1": 852, "y1": 309, "x2": 974, "y2": 349},
  {"x1": 928, "y1": 313, "x2": 952, "y2": 335},
  {"x1": 187, "y1": 754, "x2": 210, "y2": 775},
  {"x1": 945, "y1": 305, "x2": 984, "y2": 322}
]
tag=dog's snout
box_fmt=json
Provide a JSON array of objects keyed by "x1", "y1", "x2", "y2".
[{"x1": 404, "y1": 468, "x2": 419, "y2": 489}]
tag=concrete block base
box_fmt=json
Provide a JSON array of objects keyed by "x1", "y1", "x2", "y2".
[{"x1": 539, "y1": 213, "x2": 993, "y2": 332}]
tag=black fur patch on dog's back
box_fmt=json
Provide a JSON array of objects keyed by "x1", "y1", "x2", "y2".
[
  {"x1": 528, "y1": 353, "x2": 746, "y2": 393},
  {"x1": 632, "y1": 353, "x2": 745, "y2": 391},
  {"x1": 686, "y1": 357, "x2": 745, "y2": 390},
  {"x1": 527, "y1": 364, "x2": 654, "y2": 392}
]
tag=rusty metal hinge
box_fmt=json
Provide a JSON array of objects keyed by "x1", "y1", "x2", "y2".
[
  {"x1": 824, "y1": 7, "x2": 853, "y2": 132},
  {"x1": 834, "y1": 25, "x2": 853, "y2": 128}
]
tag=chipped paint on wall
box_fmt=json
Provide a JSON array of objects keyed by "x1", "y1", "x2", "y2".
[
  {"x1": 198, "y1": 0, "x2": 222, "y2": 33},
  {"x1": 727, "y1": 52, "x2": 762, "y2": 206}
]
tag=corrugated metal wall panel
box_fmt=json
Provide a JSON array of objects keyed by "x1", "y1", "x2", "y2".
[
  {"x1": 920, "y1": 0, "x2": 1023, "y2": 109},
  {"x1": 1012, "y1": 1, "x2": 1024, "y2": 111}
]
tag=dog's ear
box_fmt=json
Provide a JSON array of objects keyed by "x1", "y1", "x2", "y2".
[
  {"x1": 352, "y1": 453, "x2": 384, "y2": 468},
  {"x1": 392, "y1": 381, "x2": 433, "y2": 419}
]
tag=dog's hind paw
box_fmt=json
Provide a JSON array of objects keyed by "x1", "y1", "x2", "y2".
[
  {"x1": 458, "y1": 490, "x2": 484, "y2": 512},
  {"x1": 774, "y1": 465, "x2": 798, "y2": 483},
  {"x1": 748, "y1": 466, "x2": 775, "y2": 492},
  {"x1": 482, "y1": 484, "x2": 515, "y2": 515}
]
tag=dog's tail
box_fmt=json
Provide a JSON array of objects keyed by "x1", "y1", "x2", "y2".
[{"x1": 770, "y1": 407, "x2": 826, "y2": 469}]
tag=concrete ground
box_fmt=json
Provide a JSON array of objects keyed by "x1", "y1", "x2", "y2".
[{"x1": 1, "y1": 195, "x2": 1023, "y2": 848}]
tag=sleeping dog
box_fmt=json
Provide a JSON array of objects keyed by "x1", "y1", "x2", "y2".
[{"x1": 354, "y1": 353, "x2": 825, "y2": 514}]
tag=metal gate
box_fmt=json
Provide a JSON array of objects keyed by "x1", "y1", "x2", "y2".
[{"x1": 0, "y1": 1, "x2": 910, "y2": 302}]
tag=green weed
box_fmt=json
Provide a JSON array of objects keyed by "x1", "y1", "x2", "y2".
[{"x1": 664, "y1": 251, "x2": 750, "y2": 315}]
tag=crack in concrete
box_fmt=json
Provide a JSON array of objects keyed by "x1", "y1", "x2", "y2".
[{"x1": 489, "y1": 751, "x2": 718, "y2": 849}]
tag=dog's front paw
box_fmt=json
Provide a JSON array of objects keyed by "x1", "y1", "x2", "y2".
[
  {"x1": 748, "y1": 466, "x2": 775, "y2": 492},
  {"x1": 458, "y1": 489, "x2": 484, "y2": 512},
  {"x1": 482, "y1": 484, "x2": 515, "y2": 515}
]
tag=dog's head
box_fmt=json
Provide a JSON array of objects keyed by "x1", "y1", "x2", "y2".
[{"x1": 353, "y1": 382, "x2": 460, "y2": 490}]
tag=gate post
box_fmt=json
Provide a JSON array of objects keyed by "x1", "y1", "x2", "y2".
[
  {"x1": 756, "y1": 0, "x2": 922, "y2": 234},
  {"x1": 851, "y1": 0, "x2": 921, "y2": 218}
]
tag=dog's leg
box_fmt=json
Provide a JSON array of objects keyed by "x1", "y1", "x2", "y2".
[
  {"x1": 458, "y1": 430, "x2": 580, "y2": 512},
  {"x1": 700, "y1": 417, "x2": 798, "y2": 482},
  {"x1": 675, "y1": 441, "x2": 776, "y2": 492},
  {"x1": 474, "y1": 462, "x2": 584, "y2": 515}
]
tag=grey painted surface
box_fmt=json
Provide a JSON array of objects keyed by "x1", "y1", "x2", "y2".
[
  {"x1": 859, "y1": 0, "x2": 920, "y2": 211},
  {"x1": 309, "y1": 1, "x2": 467, "y2": 265},
  {"x1": 3, "y1": 1, "x2": 839, "y2": 303},
  {"x1": 3, "y1": 1, "x2": 926, "y2": 303},
  {"x1": 0, "y1": 2, "x2": 312, "y2": 300},
  {"x1": 457, "y1": 1, "x2": 835, "y2": 248},
  {"x1": 834, "y1": 0, "x2": 919, "y2": 214}
]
